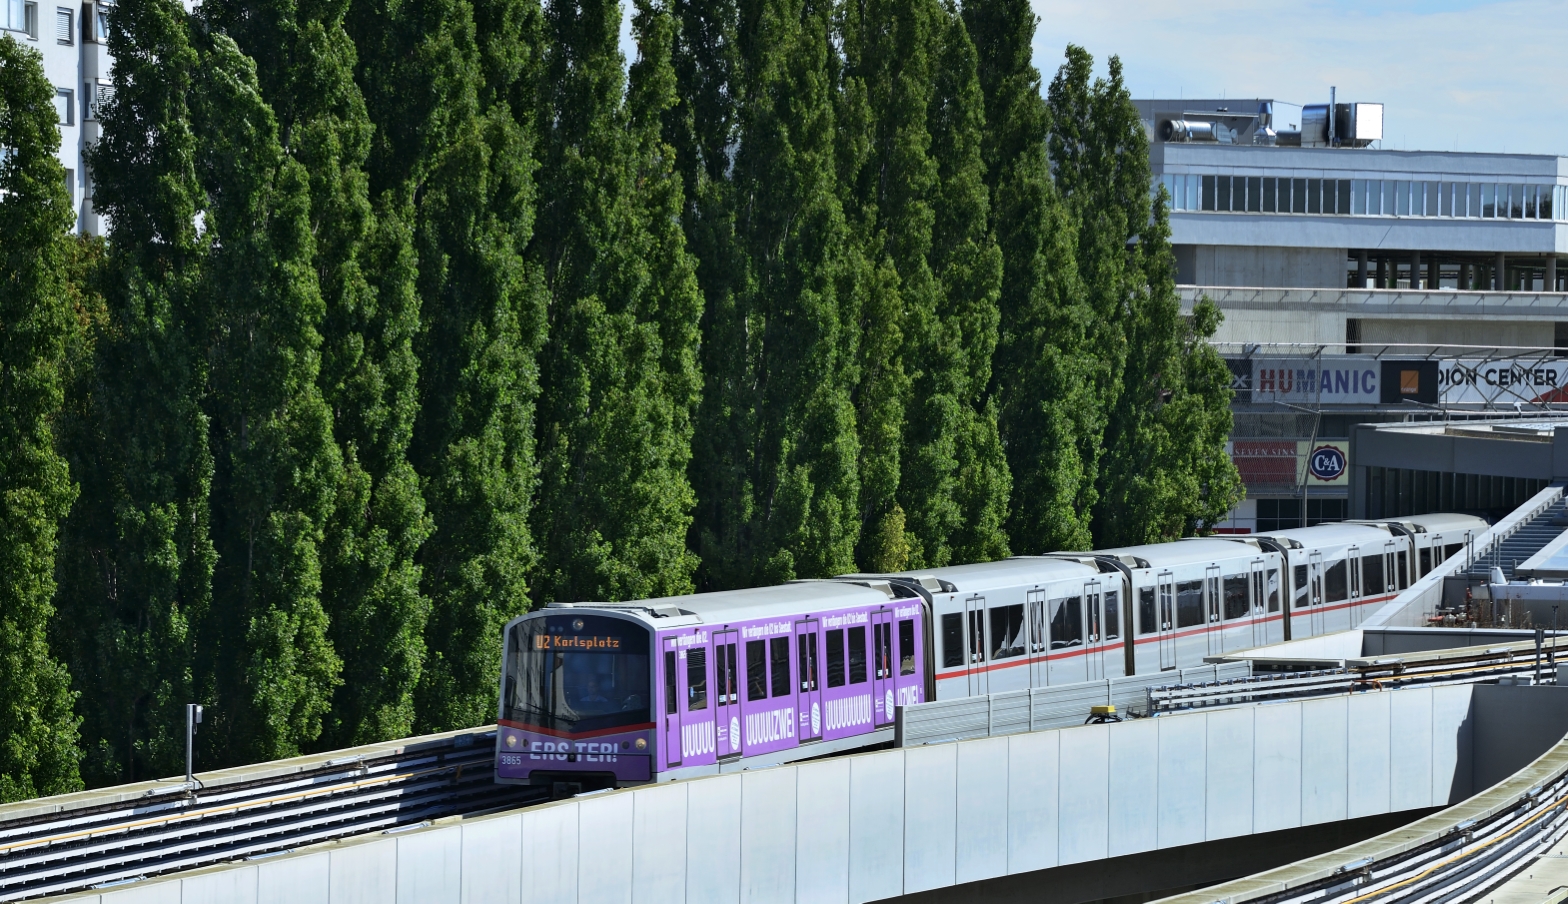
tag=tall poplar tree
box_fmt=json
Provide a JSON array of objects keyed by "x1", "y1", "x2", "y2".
[
  {"x1": 193, "y1": 31, "x2": 345, "y2": 761},
  {"x1": 529, "y1": 0, "x2": 701, "y2": 603},
  {"x1": 1046, "y1": 46, "x2": 1240, "y2": 545},
  {"x1": 965, "y1": 0, "x2": 1095, "y2": 554},
  {"x1": 691, "y1": 0, "x2": 862, "y2": 588},
  {"x1": 349, "y1": 0, "x2": 547, "y2": 731},
  {"x1": 62, "y1": 0, "x2": 215, "y2": 784},
  {"x1": 0, "y1": 35, "x2": 83, "y2": 801},
  {"x1": 839, "y1": 0, "x2": 1005, "y2": 568},
  {"x1": 205, "y1": 0, "x2": 432, "y2": 748},
  {"x1": 925, "y1": 4, "x2": 1007, "y2": 564}
]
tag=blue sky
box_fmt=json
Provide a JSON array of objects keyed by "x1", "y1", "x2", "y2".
[
  {"x1": 615, "y1": 0, "x2": 1566, "y2": 156},
  {"x1": 1032, "y1": 0, "x2": 1568, "y2": 155}
]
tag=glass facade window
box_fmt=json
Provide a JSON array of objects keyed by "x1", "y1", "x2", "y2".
[{"x1": 1155, "y1": 172, "x2": 1562, "y2": 221}]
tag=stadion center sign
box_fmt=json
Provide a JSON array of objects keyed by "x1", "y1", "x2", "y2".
[{"x1": 1228, "y1": 356, "x2": 1568, "y2": 407}]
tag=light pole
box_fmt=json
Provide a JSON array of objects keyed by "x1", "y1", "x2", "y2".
[{"x1": 186, "y1": 704, "x2": 203, "y2": 786}]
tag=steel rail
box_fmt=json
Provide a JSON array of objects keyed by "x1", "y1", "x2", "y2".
[{"x1": 0, "y1": 730, "x2": 547, "y2": 903}]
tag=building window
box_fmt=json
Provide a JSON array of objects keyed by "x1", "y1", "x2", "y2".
[
  {"x1": 63, "y1": 167, "x2": 73, "y2": 203},
  {"x1": 54, "y1": 5, "x2": 68, "y2": 42},
  {"x1": 52, "y1": 87, "x2": 72, "y2": 125}
]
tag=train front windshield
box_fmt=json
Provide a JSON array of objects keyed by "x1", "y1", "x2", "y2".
[{"x1": 504, "y1": 614, "x2": 652, "y2": 734}]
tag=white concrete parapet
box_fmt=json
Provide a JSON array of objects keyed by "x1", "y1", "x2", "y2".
[{"x1": 58, "y1": 685, "x2": 1480, "y2": 904}]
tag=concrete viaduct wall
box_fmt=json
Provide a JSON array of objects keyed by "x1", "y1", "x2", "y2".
[{"x1": 60, "y1": 685, "x2": 1479, "y2": 904}]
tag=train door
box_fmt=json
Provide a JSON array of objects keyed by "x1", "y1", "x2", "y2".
[
  {"x1": 1157, "y1": 572, "x2": 1177, "y2": 670},
  {"x1": 794, "y1": 619, "x2": 822, "y2": 742},
  {"x1": 1027, "y1": 589, "x2": 1047, "y2": 687},
  {"x1": 1204, "y1": 565, "x2": 1222, "y2": 655},
  {"x1": 661, "y1": 635, "x2": 683, "y2": 769},
  {"x1": 1085, "y1": 580, "x2": 1105, "y2": 681},
  {"x1": 1249, "y1": 559, "x2": 1268, "y2": 648},
  {"x1": 1308, "y1": 551, "x2": 1325, "y2": 636},
  {"x1": 965, "y1": 596, "x2": 988, "y2": 696},
  {"x1": 1383, "y1": 541, "x2": 1397, "y2": 600},
  {"x1": 1347, "y1": 545, "x2": 1362, "y2": 627},
  {"x1": 713, "y1": 630, "x2": 741, "y2": 758},
  {"x1": 872, "y1": 610, "x2": 895, "y2": 726}
]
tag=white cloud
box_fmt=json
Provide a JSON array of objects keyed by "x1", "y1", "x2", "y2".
[{"x1": 1031, "y1": 0, "x2": 1568, "y2": 155}]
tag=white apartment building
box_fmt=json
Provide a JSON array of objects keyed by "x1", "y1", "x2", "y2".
[{"x1": 5, "y1": 0, "x2": 113, "y2": 233}]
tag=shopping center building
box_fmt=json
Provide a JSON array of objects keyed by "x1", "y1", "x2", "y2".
[{"x1": 1140, "y1": 95, "x2": 1568, "y2": 530}]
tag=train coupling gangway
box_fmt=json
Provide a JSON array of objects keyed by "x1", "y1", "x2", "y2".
[
  {"x1": 1148, "y1": 634, "x2": 1568, "y2": 716},
  {"x1": 0, "y1": 727, "x2": 545, "y2": 902}
]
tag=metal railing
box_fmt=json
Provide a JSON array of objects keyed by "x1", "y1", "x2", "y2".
[{"x1": 0, "y1": 728, "x2": 543, "y2": 902}]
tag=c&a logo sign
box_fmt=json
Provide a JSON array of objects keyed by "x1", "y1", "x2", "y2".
[{"x1": 1307, "y1": 445, "x2": 1347, "y2": 482}]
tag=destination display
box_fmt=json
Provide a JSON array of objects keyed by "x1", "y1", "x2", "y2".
[{"x1": 531, "y1": 634, "x2": 624, "y2": 651}]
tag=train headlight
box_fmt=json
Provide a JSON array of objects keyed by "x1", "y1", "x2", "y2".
[
  {"x1": 635, "y1": 738, "x2": 647, "y2": 751},
  {"x1": 506, "y1": 733, "x2": 518, "y2": 748}
]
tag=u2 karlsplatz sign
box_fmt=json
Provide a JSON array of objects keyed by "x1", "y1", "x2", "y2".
[{"x1": 1308, "y1": 445, "x2": 1347, "y2": 482}]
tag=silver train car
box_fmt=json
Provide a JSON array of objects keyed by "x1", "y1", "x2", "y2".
[{"x1": 496, "y1": 513, "x2": 1486, "y2": 787}]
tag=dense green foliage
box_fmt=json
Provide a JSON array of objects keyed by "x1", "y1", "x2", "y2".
[
  {"x1": 0, "y1": 35, "x2": 85, "y2": 801},
  {"x1": 0, "y1": 0, "x2": 1241, "y2": 796}
]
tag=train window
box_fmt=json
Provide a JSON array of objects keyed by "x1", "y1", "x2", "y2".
[
  {"x1": 873, "y1": 622, "x2": 892, "y2": 679},
  {"x1": 1398, "y1": 552, "x2": 1409, "y2": 589},
  {"x1": 1104, "y1": 591, "x2": 1120, "y2": 639},
  {"x1": 826, "y1": 629, "x2": 846, "y2": 687},
  {"x1": 1138, "y1": 587, "x2": 1156, "y2": 634},
  {"x1": 746, "y1": 640, "x2": 768, "y2": 701},
  {"x1": 941, "y1": 613, "x2": 963, "y2": 668},
  {"x1": 899, "y1": 619, "x2": 916, "y2": 675},
  {"x1": 968, "y1": 609, "x2": 985, "y2": 663},
  {"x1": 990, "y1": 605, "x2": 1025, "y2": 659},
  {"x1": 1049, "y1": 596, "x2": 1083, "y2": 649},
  {"x1": 1324, "y1": 559, "x2": 1348, "y2": 602},
  {"x1": 848, "y1": 626, "x2": 868, "y2": 684},
  {"x1": 1176, "y1": 581, "x2": 1204, "y2": 628},
  {"x1": 798, "y1": 631, "x2": 818, "y2": 691},
  {"x1": 770, "y1": 637, "x2": 791, "y2": 697},
  {"x1": 1223, "y1": 575, "x2": 1249, "y2": 620},
  {"x1": 1362, "y1": 554, "x2": 1385, "y2": 595},
  {"x1": 1267, "y1": 569, "x2": 1280, "y2": 611},
  {"x1": 1444, "y1": 543, "x2": 1464, "y2": 561},
  {"x1": 664, "y1": 651, "x2": 677, "y2": 714},
  {"x1": 686, "y1": 648, "x2": 708, "y2": 711},
  {"x1": 1419, "y1": 548, "x2": 1431, "y2": 577}
]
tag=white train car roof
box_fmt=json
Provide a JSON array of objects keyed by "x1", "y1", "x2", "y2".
[
  {"x1": 1078, "y1": 537, "x2": 1263, "y2": 569},
  {"x1": 1252, "y1": 521, "x2": 1395, "y2": 551},
  {"x1": 1405, "y1": 513, "x2": 1489, "y2": 536},
  {"x1": 841, "y1": 556, "x2": 1100, "y2": 594},
  {"x1": 543, "y1": 581, "x2": 901, "y2": 627}
]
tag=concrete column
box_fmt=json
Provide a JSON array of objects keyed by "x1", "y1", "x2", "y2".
[
  {"x1": 1376, "y1": 257, "x2": 1387, "y2": 288},
  {"x1": 1548, "y1": 256, "x2": 1558, "y2": 292},
  {"x1": 1411, "y1": 250, "x2": 1422, "y2": 289},
  {"x1": 1496, "y1": 252, "x2": 1507, "y2": 290},
  {"x1": 1459, "y1": 262, "x2": 1471, "y2": 290},
  {"x1": 1357, "y1": 250, "x2": 1368, "y2": 287},
  {"x1": 1428, "y1": 258, "x2": 1440, "y2": 289}
]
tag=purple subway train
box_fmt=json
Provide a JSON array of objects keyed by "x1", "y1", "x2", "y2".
[{"x1": 496, "y1": 513, "x2": 1487, "y2": 789}]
